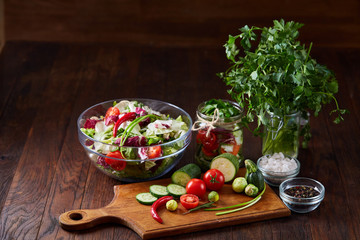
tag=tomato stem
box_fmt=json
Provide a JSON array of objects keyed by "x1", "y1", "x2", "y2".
[{"x1": 210, "y1": 173, "x2": 220, "y2": 184}]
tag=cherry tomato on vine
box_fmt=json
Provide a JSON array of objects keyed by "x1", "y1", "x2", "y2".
[
  {"x1": 105, "y1": 107, "x2": 120, "y2": 118},
  {"x1": 105, "y1": 150, "x2": 126, "y2": 171},
  {"x1": 180, "y1": 194, "x2": 199, "y2": 210},
  {"x1": 203, "y1": 169, "x2": 225, "y2": 191},
  {"x1": 186, "y1": 178, "x2": 207, "y2": 199}
]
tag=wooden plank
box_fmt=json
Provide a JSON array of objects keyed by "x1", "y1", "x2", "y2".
[
  {"x1": 319, "y1": 50, "x2": 360, "y2": 239},
  {"x1": 59, "y1": 176, "x2": 290, "y2": 239},
  {"x1": 291, "y1": 49, "x2": 359, "y2": 240},
  {"x1": 4, "y1": 0, "x2": 360, "y2": 48},
  {"x1": 0, "y1": 43, "x2": 59, "y2": 216},
  {"x1": 0, "y1": 0, "x2": 4, "y2": 53},
  {"x1": 0, "y1": 44, "x2": 89, "y2": 240}
]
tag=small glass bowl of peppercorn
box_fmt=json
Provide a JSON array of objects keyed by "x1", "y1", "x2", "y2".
[{"x1": 279, "y1": 177, "x2": 325, "y2": 213}]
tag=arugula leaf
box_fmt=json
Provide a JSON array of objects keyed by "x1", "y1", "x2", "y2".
[{"x1": 219, "y1": 19, "x2": 348, "y2": 144}]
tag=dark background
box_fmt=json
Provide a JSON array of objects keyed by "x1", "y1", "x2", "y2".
[{"x1": 4, "y1": 0, "x2": 360, "y2": 48}]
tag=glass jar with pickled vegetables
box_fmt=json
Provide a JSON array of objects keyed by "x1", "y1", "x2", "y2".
[{"x1": 192, "y1": 99, "x2": 243, "y2": 172}]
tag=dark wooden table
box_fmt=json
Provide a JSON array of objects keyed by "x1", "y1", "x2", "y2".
[{"x1": 0, "y1": 41, "x2": 359, "y2": 239}]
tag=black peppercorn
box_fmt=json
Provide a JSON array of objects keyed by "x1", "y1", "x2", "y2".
[{"x1": 285, "y1": 185, "x2": 320, "y2": 198}]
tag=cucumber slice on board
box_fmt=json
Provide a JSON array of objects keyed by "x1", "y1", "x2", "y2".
[
  {"x1": 166, "y1": 184, "x2": 187, "y2": 198},
  {"x1": 149, "y1": 185, "x2": 169, "y2": 198},
  {"x1": 210, "y1": 153, "x2": 240, "y2": 182},
  {"x1": 136, "y1": 192, "x2": 158, "y2": 205},
  {"x1": 171, "y1": 163, "x2": 201, "y2": 187}
]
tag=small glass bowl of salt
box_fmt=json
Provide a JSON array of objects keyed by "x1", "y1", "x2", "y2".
[{"x1": 257, "y1": 152, "x2": 300, "y2": 187}]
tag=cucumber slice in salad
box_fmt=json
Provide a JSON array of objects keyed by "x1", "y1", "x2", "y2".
[{"x1": 210, "y1": 153, "x2": 240, "y2": 182}]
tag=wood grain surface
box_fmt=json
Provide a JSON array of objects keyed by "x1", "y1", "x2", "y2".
[
  {"x1": 0, "y1": 0, "x2": 4, "y2": 53},
  {"x1": 0, "y1": 39, "x2": 359, "y2": 239},
  {"x1": 59, "y1": 175, "x2": 290, "y2": 239},
  {"x1": 4, "y1": 0, "x2": 360, "y2": 48}
]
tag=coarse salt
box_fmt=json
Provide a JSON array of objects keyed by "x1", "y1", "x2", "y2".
[{"x1": 258, "y1": 152, "x2": 297, "y2": 173}]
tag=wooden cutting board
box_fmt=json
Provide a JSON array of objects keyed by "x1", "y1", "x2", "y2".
[{"x1": 59, "y1": 170, "x2": 290, "y2": 239}]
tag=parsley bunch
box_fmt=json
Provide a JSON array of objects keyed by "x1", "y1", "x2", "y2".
[{"x1": 219, "y1": 19, "x2": 347, "y2": 145}]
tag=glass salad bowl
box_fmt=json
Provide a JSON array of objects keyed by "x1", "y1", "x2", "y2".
[{"x1": 77, "y1": 99, "x2": 193, "y2": 182}]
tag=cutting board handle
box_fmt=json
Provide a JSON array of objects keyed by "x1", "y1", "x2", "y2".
[{"x1": 59, "y1": 208, "x2": 117, "y2": 231}]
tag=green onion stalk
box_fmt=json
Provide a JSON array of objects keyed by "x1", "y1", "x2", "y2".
[
  {"x1": 205, "y1": 184, "x2": 266, "y2": 216},
  {"x1": 118, "y1": 114, "x2": 161, "y2": 157}
]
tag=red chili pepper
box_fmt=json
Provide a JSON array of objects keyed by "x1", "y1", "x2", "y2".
[
  {"x1": 113, "y1": 112, "x2": 137, "y2": 137},
  {"x1": 151, "y1": 196, "x2": 173, "y2": 224}
]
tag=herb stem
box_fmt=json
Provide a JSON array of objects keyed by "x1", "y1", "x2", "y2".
[{"x1": 305, "y1": 42, "x2": 313, "y2": 63}]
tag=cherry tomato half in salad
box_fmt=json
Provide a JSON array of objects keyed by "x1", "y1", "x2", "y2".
[
  {"x1": 105, "y1": 107, "x2": 120, "y2": 118},
  {"x1": 180, "y1": 194, "x2": 199, "y2": 210},
  {"x1": 186, "y1": 178, "x2": 207, "y2": 199},
  {"x1": 148, "y1": 146, "x2": 162, "y2": 159},
  {"x1": 203, "y1": 169, "x2": 225, "y2": 191},
  {"x1": 105, "y1": 151, "x2": 126, "y2": 171}
]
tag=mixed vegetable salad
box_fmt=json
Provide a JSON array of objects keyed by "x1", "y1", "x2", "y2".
[{"x1": 80, "y1": 100, "x2": 189, "y2": 179}]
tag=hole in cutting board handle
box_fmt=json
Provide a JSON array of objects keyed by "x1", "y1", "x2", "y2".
[{"x1": 69, "y1": 212, "x2": 83, "y2": 221}]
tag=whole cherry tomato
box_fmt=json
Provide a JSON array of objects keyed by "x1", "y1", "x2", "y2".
[
  {"x1": 186, "y1": 178, "x2": 207, "y2": 199},
  {"x1": 180, "y1": 194, "x2": 199, "y2": 210},
  {"x1": 203, "y1": 169, "x2": 225, "y2": 191},
  {"x1": 105, "y1": 150, "x2": 126, "y2": 171}
]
